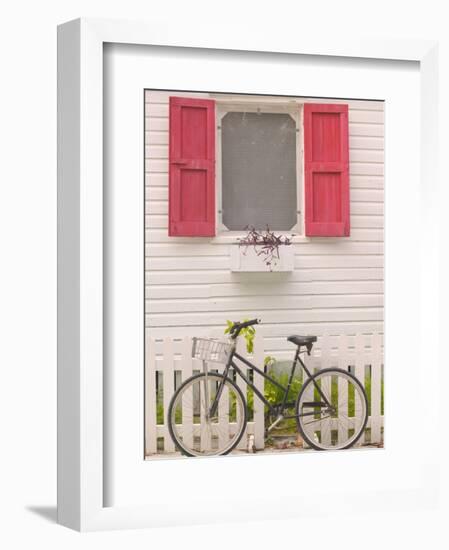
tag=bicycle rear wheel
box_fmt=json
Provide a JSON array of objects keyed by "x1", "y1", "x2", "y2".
[
  {"x1": 168, "y1": 372, "x2": 247, "y2": 457},
  {"x1": 295, "y1": 368, "x2": 368, "y2": 450}
]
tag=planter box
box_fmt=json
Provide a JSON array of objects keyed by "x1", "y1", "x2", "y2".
[{"x1": 230, "y1": 244, "x2": 294, "y2": 272}]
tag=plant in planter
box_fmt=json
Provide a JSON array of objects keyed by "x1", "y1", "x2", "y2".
[{"x1": 237, "y1": 225, "x2": 294, "y2": 271}]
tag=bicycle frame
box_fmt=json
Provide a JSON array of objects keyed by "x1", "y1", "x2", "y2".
[{"x1": 209, "y1": 345, "x2": 333, "y2": 424}]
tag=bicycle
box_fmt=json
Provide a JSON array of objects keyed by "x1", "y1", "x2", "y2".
[{"x1": 167, "y1": 319, "x2": 368, "y2": 457}]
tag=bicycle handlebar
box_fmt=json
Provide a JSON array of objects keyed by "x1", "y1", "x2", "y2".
[{"x1": 229, "y1": 318, "x2": 260, "y2": 339}]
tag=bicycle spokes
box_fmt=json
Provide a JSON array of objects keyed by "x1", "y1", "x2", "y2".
[
  {"x1": 169, "y1": 373, "x2": 246, "y2": 456},
  {"x1": 297, "y1": 370, "x2": 368, "y2": 450}
]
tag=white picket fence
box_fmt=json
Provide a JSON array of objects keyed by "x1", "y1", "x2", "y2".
[{"x1": 145, "y1": 331, "x2": 384, "y2": 456}]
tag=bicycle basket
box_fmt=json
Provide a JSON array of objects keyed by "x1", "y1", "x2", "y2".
[{"x1": 191, "y1": 337, "x2": 233, "y2": 364}]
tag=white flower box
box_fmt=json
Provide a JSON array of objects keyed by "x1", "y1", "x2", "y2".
[{"x1": 230, "y1": 244, "x2": 294, "y2": 272}]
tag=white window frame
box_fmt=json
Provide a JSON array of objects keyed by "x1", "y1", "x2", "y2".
[{"x1": 215, "y1": 98, "x2": 303, "y2": 236}]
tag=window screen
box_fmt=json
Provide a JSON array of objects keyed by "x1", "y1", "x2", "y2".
[{"x1": 222, "y1": 111, "x2": 297, "y2": 231}]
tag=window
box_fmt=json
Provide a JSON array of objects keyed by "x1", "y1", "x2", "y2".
[
  {"x1": 168, "y1": 96, "x2": 349, "y2": 238},
  {"x1": 219, "y1": 108, "x2": 299, "y2": 231}
]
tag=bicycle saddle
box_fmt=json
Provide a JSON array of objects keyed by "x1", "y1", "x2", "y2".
[{"x1": 287, "y1": 335, "x2": 317, "y2": 347}]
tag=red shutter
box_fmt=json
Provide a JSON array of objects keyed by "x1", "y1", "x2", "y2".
[
  {"x1": 304, "y1": 103, "x2": 349, "y2": 237},
  {"x1": 169, "y1": 97, "x2": 216, "y2": 236}
]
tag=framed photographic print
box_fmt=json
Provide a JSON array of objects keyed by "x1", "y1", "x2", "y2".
[
  {"x1": 58, "y1": 18, "x2": 441, "y2": 531},
  {"x1": 143, "y1": 90, "x2": 383, "y2": 459}
]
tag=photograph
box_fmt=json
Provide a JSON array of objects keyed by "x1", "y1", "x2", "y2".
[{"x1": 144, "y1": 90, "x2": 384, "y2": 458}]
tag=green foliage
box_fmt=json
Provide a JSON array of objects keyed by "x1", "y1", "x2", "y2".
[
  {"x1": 363, "y1": 372, "x2": 384, "y2": 416},
  {"x1": 264, "y1": 370, "x2": 302, "y2": 407},
  {"x1": 157, "y1": 397, "x2": 181, "y2": 424},
  {"x1": 263, "y1": 370, "x2": 303, "y2": 433},
  {"x1": 157, "y1": 400, "x2": 163, "y2": 425},
  {"x1": 224, "y1": 319, "x2": 256, "y2": 354},
  {"x1": 224, "y1": 320, "x2": 234, "y2": 335},
  {"x1": 264, "y1": 355, "x2": 276, "y2": 368},
  {"x1": 380, "y1": 375, "x2": 384, "y2": 415}
]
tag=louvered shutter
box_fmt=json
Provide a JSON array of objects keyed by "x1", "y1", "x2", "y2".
[
  {"x1": 304, "y1": 104, "x2": 350, "y2": 236},
  {"x1": 169, "y1": 97, "x2": 216, "y2": 236}
]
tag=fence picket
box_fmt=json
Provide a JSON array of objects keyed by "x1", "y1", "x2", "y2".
[
  {"x1": 354, "y1": 334, "x2": 365, "y2": 446},
  {"x1": 337, "y1": 334, "x2": 349, "y2": 448},
  {"x1": 218, "y1": 382, "x2": 230, "y2": 450},
  {"x1": 320, "y1": 333, "x2": 332, "y2": 447},
  {"x1": 253, "y1": 336, "x2": 265, "y2": 450},
  {"x1": 235, "y1": 338, "x2": 249, "y2": 450},
  {"x1": 199, "y1": 363, "x2": 212, "y2": 452},
  {"x1": 145, "y1": 332, "x2": 157, "y2": 454},
  {"x1": 370, "y1": 332, "x2": 382, "y2": 444},
  {"x1": 163, "y1": 338, "x2": 175, "y2": 452},
  {"x1": 181, "y1": 337, "x2": 194, "y2": 449},
  {"x1": 301, "y1": 349, "x2": 316, "y2": 449}
]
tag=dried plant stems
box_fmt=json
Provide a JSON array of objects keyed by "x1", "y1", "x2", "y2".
[{"x1": 237, "y1": 225, "x2": 294, "y2": 271}]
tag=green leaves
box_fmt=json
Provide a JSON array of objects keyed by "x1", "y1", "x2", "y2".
[
  {"x1": 224, "y1": 320, "x2": 234, "y2": 335},
  {"x1": 224, "y1": 318, "x2": 256, "y2": 354}
]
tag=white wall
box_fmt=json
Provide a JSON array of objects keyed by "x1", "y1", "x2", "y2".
[{"x1": 145, "y1": 91, "x2": 384, "y2": 356}]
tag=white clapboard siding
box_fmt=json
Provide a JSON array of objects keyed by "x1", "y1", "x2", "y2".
[
  {"x1": 146, "y1": 294, "x2": 383, "y2": 314},
  {"x1": 146, "y1": 268, "x2": 384, "y2": 285},
  {"x1": 145, "y1": 242, "x2": 383, "y2": 257},
  {"x1": 350, "y1": 163, "x2": 383, "y2": 177},
  {"x1": 349, "y1": 136, "x2": 384, "y2": 149},
  {"x1": 145, "y1": 309, "x2": 383, "y2": 329},
  {"x1": 146, "y1": 280, "x2": 383, "y2": 299},
  {"x1": 146, "y1": 130, "x2": 168, "y2": 145},
  {"x1": 348, "y1": 109, "x2": 383, "y2": 124},
  {"x1": 145, "y1": 173, "x2": 168, "y2": 186},
  {"x1": 349, "y1": 175, "x2": 384, "y2": 189},
  {"x1": 145, "y1": 332, "x2": 384, "y2": 456},
  {"x1": 351, "y1": 215, "x2": 383, "y2": 229},
  {"x1": 349, "y1": 123, "x2": 384, "y2": 137},
  {"x1": 146, "y1": 255, "x2": 383, "y2": 271}
]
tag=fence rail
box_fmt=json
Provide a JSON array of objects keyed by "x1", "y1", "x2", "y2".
[{"x1": 145, "y1": 331, "x2": 384, "y2": 456}]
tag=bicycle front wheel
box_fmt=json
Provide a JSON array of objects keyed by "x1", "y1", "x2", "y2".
[
  {"x1": 167, "y1": 372, "x2": 247, "y2": 457},
  {"x1": 296, "y1": 368, "x2": 368, "y2": 450}
]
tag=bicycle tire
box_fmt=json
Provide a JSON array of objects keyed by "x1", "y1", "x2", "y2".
[
  {"x1": 295, "y1": 368, "x2": 369, "y2": 451},
  {"x1": 167, "y1": 372, "x2": 247, "y2": 457}
]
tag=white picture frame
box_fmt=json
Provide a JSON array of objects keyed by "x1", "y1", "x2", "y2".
[{"x1": 57, "y1": 17, "x2": 442, "y2": 531}]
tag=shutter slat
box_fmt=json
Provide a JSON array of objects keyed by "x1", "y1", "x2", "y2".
[
  {"x1": 169, "y1": 97, "x2": 216, "y2": 236},
  {"x1": 304, "y1": 104, "x2": 350, "y2": 237}
]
